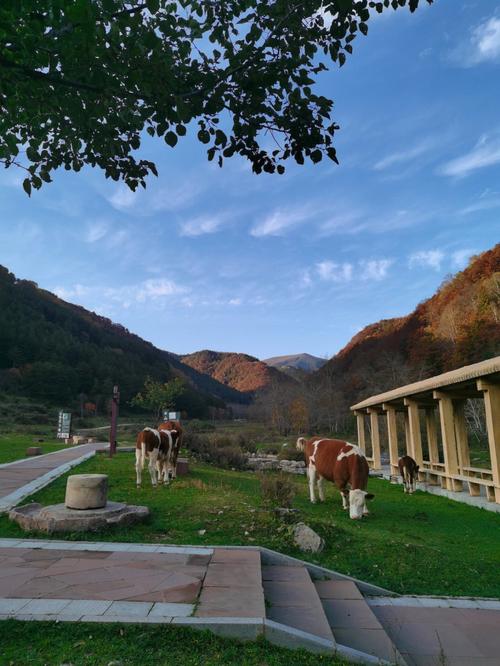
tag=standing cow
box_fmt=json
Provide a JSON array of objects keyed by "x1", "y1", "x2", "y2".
[
  {"x1": 135, "y1": 427, "x2": 176, "y2": 487},
  {"x1": 158, "y1": 420, "x2": 183, "y2": 480},
  {"x1": 297, "y1": 437, "x2": 374, "y2": 519},
  {"x1": 398, "y1": 455, "x2": 419, "y2": 494}
]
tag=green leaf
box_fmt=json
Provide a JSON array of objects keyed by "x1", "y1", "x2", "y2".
[
  {"x1": 165, "y1": 131, "x2": 178, "y2": 147},
  {"x1": 22, "y1": 178, "x2": 31, "y2": 197}
]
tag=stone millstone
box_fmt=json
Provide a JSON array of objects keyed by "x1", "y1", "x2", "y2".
[
  {"x1": 9, "y1": 502, "x2": 150, "y2": 533},
  {"x1": 65, "y1": 473, "x2": 108, "y2": 510}
]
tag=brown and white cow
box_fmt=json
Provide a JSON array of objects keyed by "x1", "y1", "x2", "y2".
[
  {"x1": 158, "y1": 420, "x2": 183, "y2": 481},
  {"x1": 398, "y1": 455, "x2": 419, "y2": 494},
  {"x1": 296, "y1": 437, "x2": 374, "y2": 519},
  {"x1": 135, "y1": 427, "x2": 176, "y2": 487}
]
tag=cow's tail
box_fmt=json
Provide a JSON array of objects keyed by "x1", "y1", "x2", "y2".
[{"x1": 296, "y1": 437, "x2": 307, "y2": 452}]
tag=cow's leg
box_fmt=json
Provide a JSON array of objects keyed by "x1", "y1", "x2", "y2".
[
  {"x1": 317, "y1": 475, "x2": 325, "y2": 502},
  {"x1": 135, "y1": 448, "x2": 143, "y2": 487},
  {"x1": 363, "y1": 498, "x2": 370, "y2": 515},
  {"x1": 341, "y1": 489, "x2": 349, "y2": 510},
  {"x1": 410, "y1": 473, "x2": 415, "y2": 494},
  {"x1": 148, "y1": 449, "x2": 158, "y2": 487},
  {"x1": 308, "y1": 464, "x2": 317, "y2": 503},
  {"x1": 403, "y1": 470, "x2": 408, "y2": 493}
]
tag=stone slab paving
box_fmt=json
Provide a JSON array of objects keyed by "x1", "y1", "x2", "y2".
[
  {"x1": 372, "y1": 605, "x2": 500, "y2": 666},
  {"x1": 0, "y1": 442, "x2": 109, "y2": 512},
  {"x1": 315, "y1": 579, "x2": 402, "y2": 663},
  {"x1": 263, "y1": 565, "x2": 334, "y2": 641}
]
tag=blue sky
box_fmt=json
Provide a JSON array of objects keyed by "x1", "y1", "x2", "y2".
[{"x1": 1, "y1": 0, "x2": 499, "y2": 360}]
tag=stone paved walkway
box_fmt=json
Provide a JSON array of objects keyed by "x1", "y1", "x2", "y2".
[{"x1": 0, "y1": 443, "x2": 107, "y2": 512}]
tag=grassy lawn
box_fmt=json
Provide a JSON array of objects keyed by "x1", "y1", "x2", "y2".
[
  {"x1": 0, "y1": 432, "x2": 67, "y2": 464},
  {"x1": 1, "y1": 452, "x2": 499, "y2": 597},
  {"x1": 0, "y1": 621, "x2": 351, "y2": 666}
]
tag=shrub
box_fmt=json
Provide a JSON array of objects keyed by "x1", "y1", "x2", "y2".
[
  {"x1": 184, "y1": 433, "x2": 247, "y2": 470},
  {"x1": 185, "y1": 419, "x2": 216, "y2": 433},
  {"x1": 259, "y1": 472, "x2": 296, "y2": 508},
  {"x1": 235, "y1": 432, "x2": 257, "y2": 454},
  {"x1": 278, "y1": 446, "x2": 304, "y2": 461}
]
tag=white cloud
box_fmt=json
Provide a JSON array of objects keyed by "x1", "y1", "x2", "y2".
[
  {"x1": 316, "y1": 261, "x2": 353, "y2": 282},
  {"x1": 107, "y1": 181, "x2": 201, "y2": 216},
  {"x1": 53, "y1": 284, "x2": 90, "y2": 300},
  {"x1": 452, "y1": 15, "x2": 500, "y2": 66},
  {"x1": 360, "y1": 259, "x2": 393, "y2": 280},
  {"x1": 179, "y1": 215, "x2": 223, "y2": 237},
  {"x1": 409, "y1": 250, "x2": 444, "y2": 271},
  {"x1": 440, "y1": 134, "x2": 500, "y2": 178},
  {"x1": 85, "y1": 221, "x2": 108, "y2": 243},
  {"x1": 250, "y1": 207, "x2": 312, "y2": 237},
  {"x1": 373, "y1": 139, "x2": 434, "y2": 171},
  {"x1": 459, "y1": 194, "x2": 500, "y2": 215},
  {"x1": 451, "y1": 248, "x2": 475, "y2": 269},
  {"x1": 228, "y1": 297, "x2": 242, "y2": 306},
  {"x1": 135, "y1": 278, "x2": 188, "y2": 302}
]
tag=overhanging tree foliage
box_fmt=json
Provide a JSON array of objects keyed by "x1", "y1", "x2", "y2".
[{"x1": 0, "y1": 0, "x2": 432, "y2": 194}]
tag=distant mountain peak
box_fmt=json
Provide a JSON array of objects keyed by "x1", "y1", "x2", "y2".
[{"x1": 263, "y1": 353, "x2": 327, "y2": 373}]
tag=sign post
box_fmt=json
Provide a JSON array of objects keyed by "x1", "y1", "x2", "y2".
[
  {"x1": 162, "y1": 410, "x2": 181, "y2": 422},
  {"x1": 57, "y1": 411, "x2": 72, "y2": 441},
  {"x1": 109, "y1": 385, "x2": 120, "y2": 457}
]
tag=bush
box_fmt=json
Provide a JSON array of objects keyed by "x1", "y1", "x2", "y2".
[
  {"x1": 184, "y1": 433, "x2": 247, "y2": 470},
  {"x1": 259, "y1": 472, "x2": 296, "y2": 508},
  {"x1": 278, "y1": 446, "x2": 304, "y2": 461},
  {"x1": 185, "y1": 419, "x2": 216, "y2": 433}
]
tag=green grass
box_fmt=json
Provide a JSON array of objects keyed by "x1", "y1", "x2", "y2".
[
  {"x1": 1, "y1": 452, "x2": 499, "y2": 597},
  {"x1": 0, "y1": 621, "x2": 351, "y2": 666},
  {"x1": 0, "y1": 432, "x2": 66, "y2": 464}
]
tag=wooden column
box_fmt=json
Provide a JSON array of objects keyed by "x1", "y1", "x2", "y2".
[
  {"x1": 368, "y1": 408, "x2": 381, "y2": 470},
  {"x1": 453, "y1": 399, "x2": 470, "y2": 472},
  {"x1": 477, "y1": 379, "x2": 500, "y2": 503},
  {"x1": 404, "y1": 410, "x2": 412, "y2": 457},
  {"x1": 404, "y1": 399, "x2": 424, "y2": 467},
  {"x1": 425, "y1": 408, "x2": 440, "y2": 467},
  {"x1": 433, "y1": 391, "x2": 462, "y2": 492},
  {"x1": 383, "y1": 403, "x2": 399, "y2": 476},
  {"x1": 355, "y1": 411, "x2": 366, "y2": 454}
]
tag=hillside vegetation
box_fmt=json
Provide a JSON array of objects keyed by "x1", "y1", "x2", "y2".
[
  {"x1": 181, "y1": 349, "x2": 296, "y2": 393},
  {"x1": 0, "y1": 266, "x2": 245, "y2": 416},
  {"x1": 312, "y1": 243, "x2": 500, "y2": 414}
]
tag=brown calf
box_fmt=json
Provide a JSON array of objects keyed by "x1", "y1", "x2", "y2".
[
  {"x1": 158, "y1": 420, "x2": 183, "y2": 480},
  {"x1": 135, "y1": 427, "x2": 175, "y2": 487},
  {"x1": 296, "y1": 437, "x2": 374, "y2": 519},
  {"x1": 398, "y1": 455, "x2": 419, "y2": 494}
]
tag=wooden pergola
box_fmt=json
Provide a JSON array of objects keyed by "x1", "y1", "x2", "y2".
[{"x1": 350, "y1": 356, "x2": 500, "y2": 504}]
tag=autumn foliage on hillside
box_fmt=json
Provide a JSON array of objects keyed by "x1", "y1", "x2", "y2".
[
  {"x1": 314, "y1": 244, "x2": 500, "y2": 408},
  {"x1": 181, "y1": 350, "x2": 295, "y2": 394}
]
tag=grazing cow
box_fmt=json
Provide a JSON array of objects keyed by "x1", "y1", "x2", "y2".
[
  {"x1": 296, "y1": 437, "x2": 374, "y2": 519},
  {"x1": 398, "y1": 455, "x2": 419, "y2": 494},
  {"x1": 135, "y1": 427, "x2": 175, "y2": 488},
  {"x1": 158, "y1": 420, "x2": 183, "y2": 480}
]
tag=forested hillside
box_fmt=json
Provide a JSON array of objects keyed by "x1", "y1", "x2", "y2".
[
  {"x1": 181, "y1": 350, "x2": 296, "y2": 394},
  {"x1": 0, "y1": 266, "x2": 245, "y2": 415},
  {"x1": 311, "y1": 244, "x2": 500, "y2": 419}
]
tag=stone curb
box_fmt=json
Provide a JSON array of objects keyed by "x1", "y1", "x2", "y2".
[
  {"x1": 0, "y1": 538, "x2": 213, "y2": 556},
  {"x1": 0, "y1": 451, "x2": 98, "y2": 514},
  {"x1": 367, "y1": 595, "x2": 500, "y2": 610}
]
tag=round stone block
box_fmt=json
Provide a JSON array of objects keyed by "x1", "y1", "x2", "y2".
[
  {"x1": 65, "y1": 474, "x2": 108, "y2": 510},
  {"x1": 26, "y1": 447, "x2": 42, "y2": 457}
]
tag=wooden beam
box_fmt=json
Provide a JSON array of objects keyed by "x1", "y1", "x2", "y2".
[
  {"x1": 368, "y1": 408, "x2": 381, "y2": 470},
  {"x1": 453, "y1": 399, "x2": 470, "y2": 472},
  {"x1": 425, "y1": 407, "x2": 440, "y2": 466},
  {"x1": 355, "y1": 411, "x2": 366, "y2": 454}
]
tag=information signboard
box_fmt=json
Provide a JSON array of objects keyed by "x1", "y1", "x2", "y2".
[
  {"x1": 57, "y1": 411, "x2": 72, "y2": 439},
  {"x1": 162, "y1": 410, "x2": 181, "y2": 421}
]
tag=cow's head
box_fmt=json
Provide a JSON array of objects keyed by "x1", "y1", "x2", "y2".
[{"x1": 349, "y1": 489, "x2": 375, "y2": 519}]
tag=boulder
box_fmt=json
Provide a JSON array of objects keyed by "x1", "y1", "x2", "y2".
[
  {"x1": 65, "y1": 474, "x2": 108, "y2": 510},
  {"x1": 292, "y1": 522, "x2": 324, "y2": 553}
]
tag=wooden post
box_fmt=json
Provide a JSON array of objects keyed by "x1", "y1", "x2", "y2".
[
  {"x1": 383, "y1": 403, "x2": 399, "y2": 477},
  {"x1": 453, "y1": 399, "x2": 470, "y2": 473},
  {"x1": 425, "y1": 408, "x2": 440, "y2": 466},
  {"x1": 355, "y1": 411, "x2": 366, "y2": 454},
  {"x1": 403, "y1": 410, "x2": 412, "y2": 457},
  {"x1": 404, "y1": 399, "x2": 424, "y2": 468},
  {"x1": 109, "y1": 385, "x2": 120, "y2": 458},
  {"x1": 368, "y1": 408, "x2": 382, "y2": 470},
  {"x1": 433, "y1": 391, "x2": 461, "y2": 492},
  {"x1": 477, "y1": 379, "x2": 500, "y2": 503}
]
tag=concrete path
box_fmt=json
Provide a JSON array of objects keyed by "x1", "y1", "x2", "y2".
[{"x1": 0, "y1": 443, "x2": 108, "y2": 512}]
